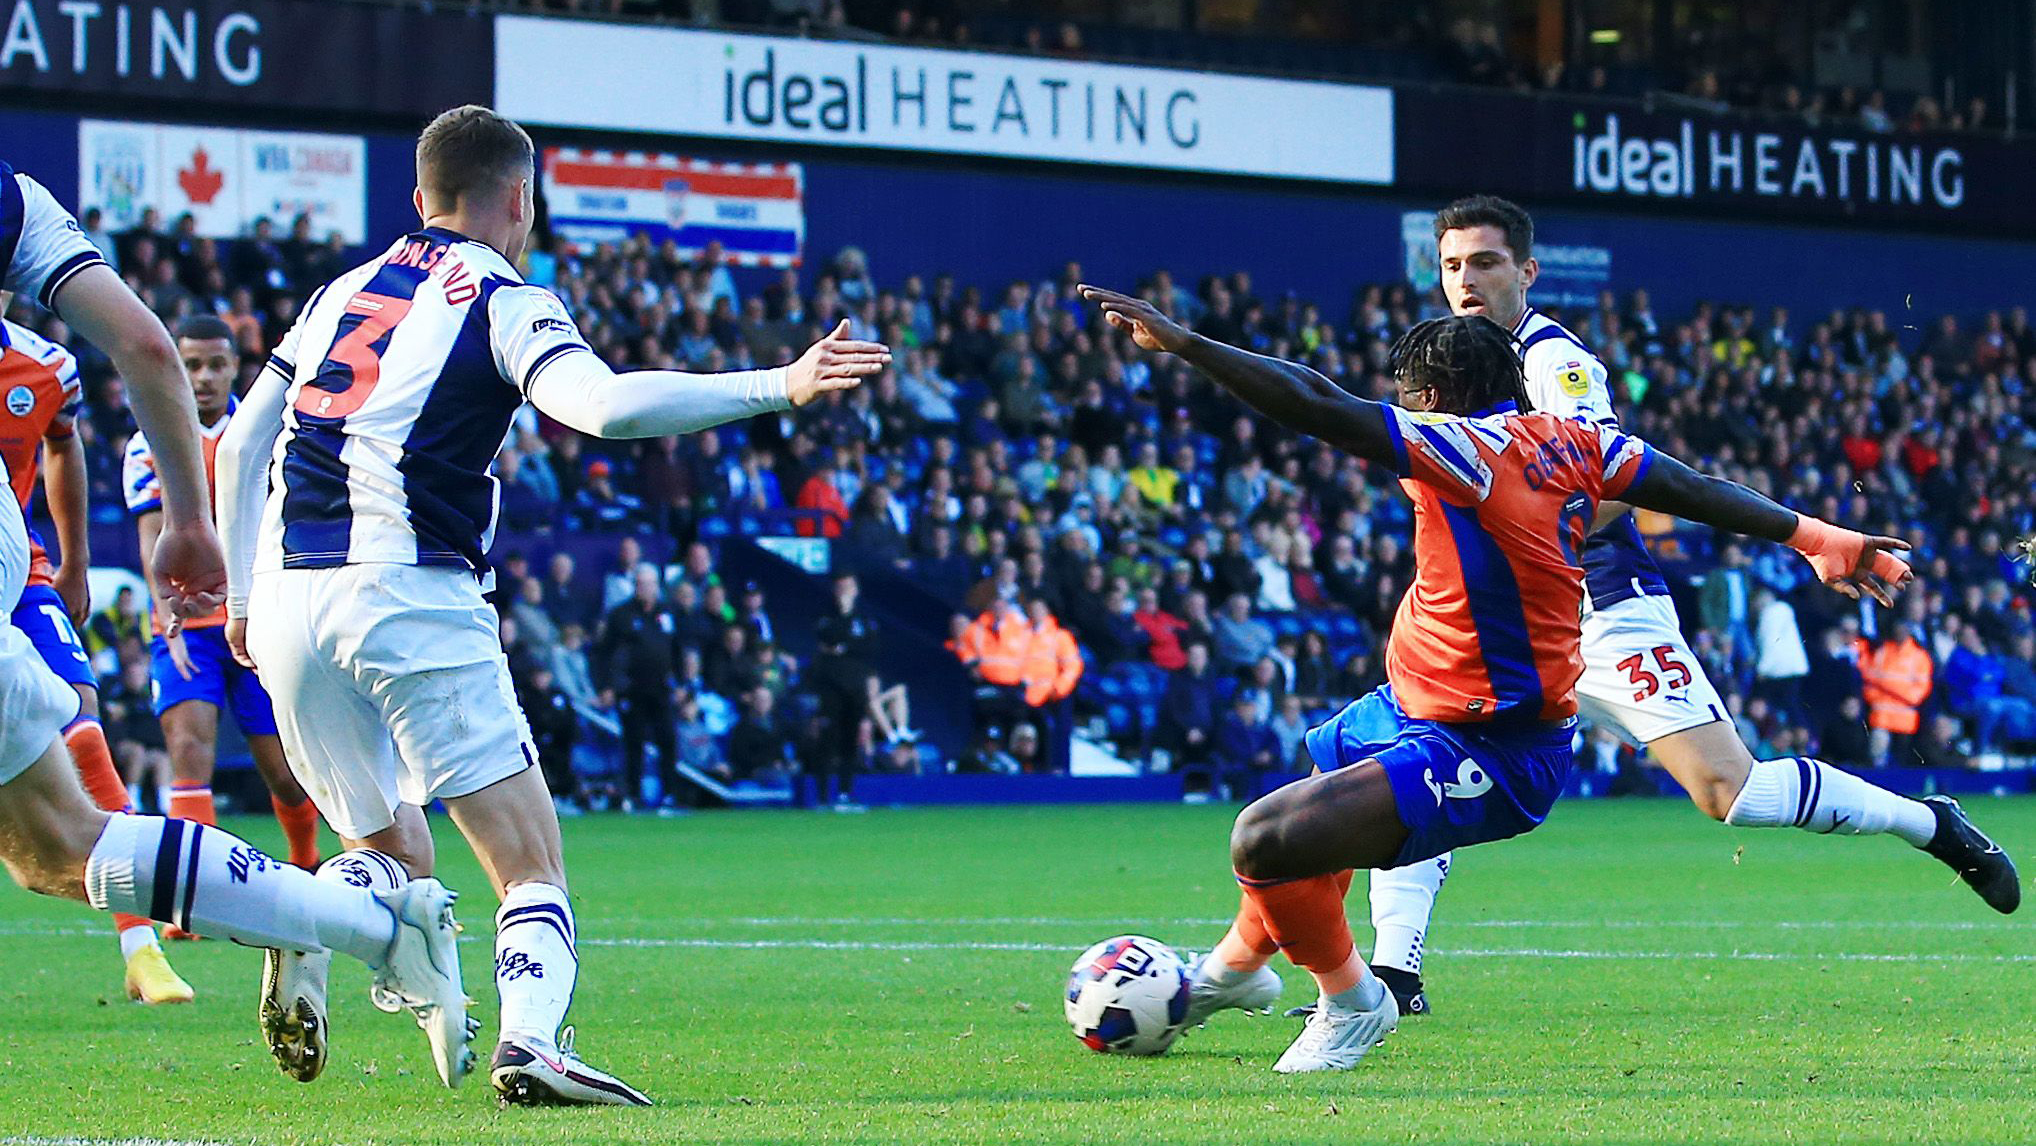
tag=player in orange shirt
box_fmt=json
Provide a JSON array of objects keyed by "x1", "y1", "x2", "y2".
[
  {"x1": 1078, "y1": 288, "x2": 1979, "y2": 1074},
  {"x1": 122, "y1": 316, "x2": 321, "y2": 922},
  {"x1": 0, "y1": 312, "x2": 195, "y2": 1002}
]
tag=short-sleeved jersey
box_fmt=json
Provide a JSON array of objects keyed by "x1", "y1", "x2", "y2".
[
  {"x1": 0, "y1": 320, "x2": 82, "y2": 586},
  {"x1": 1380, "y1": 402, "x2": 1654, "y2": 723},
  {"x1": 0, "y1": 163, "x2": 108, "y2": 313},
  {"x1": 1513, "y1": 307, "x2": 1669, "y2": 611},
  {"x1": 253, "y1": 227, "x2": 592, "y2": 575},
  {"x1": 123, "y1": 402, "x2": 236, "y2": 633}
]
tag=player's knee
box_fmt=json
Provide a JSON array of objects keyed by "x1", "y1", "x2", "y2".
[{"x1": 1229, "y1": 802, "x2": 1290, "y2": 882}]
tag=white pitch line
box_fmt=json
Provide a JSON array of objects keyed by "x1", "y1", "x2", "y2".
[
  {"x1": 616, "y1": 915, "x2": 2027, "y2": 933},
  {"x1": 578, "y1": 937, "x2": 2036, "y2": 964},
  {"x1": 4, "y1": 1138, "x2": 233, "y2": 1146}
]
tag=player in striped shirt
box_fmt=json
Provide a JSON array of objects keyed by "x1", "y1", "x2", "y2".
[
  {"x1": 0, "y1": 159, "x2": 472, "y2": 1085},
  {"x1": 1080, "y1": 287, "x2": 1941, "y2": 1073},
  {"x1": 215, "y1": 106, "x2": 887, "y2": 1102},
  {"x1": 1360, "y1": 196, "x2": 2017, "y2": 1020}
]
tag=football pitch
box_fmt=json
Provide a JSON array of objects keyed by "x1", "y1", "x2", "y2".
[{"x1": 1, "y1": 797, "x2": 2033, "y2": 1145}]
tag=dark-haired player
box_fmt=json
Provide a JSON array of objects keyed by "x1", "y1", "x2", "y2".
[
  {"x1": 123, "y1": 315, "x2": 323, "y2": 905},
  {"x1": 1358, "y1": 196, "x2": 2018, "y2": 1019},
  {"x1": 1079, "y1": 286, "x2": 1963, "y2": 1073}
]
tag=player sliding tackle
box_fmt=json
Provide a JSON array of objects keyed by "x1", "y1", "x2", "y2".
[
  {"x1": 1077, "y1": 286, "x2": 1983, "y2": 1074},
  {"x1": 0, "y1": 159, "x2": 471, "y2": 1084},
  {"x1": 216, "y1": 105, "x2": 888, "y2": 1104}
]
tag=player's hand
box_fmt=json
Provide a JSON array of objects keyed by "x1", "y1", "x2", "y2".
[
  {"x1": 225, "y1": 617, "x2": 255, "y2": 670},
  {"x1": 149, "y1": 520, "x2": 228, "y2": 619},
  {"x1": 786, "y1": 320, "x2": 890, "y2": 408},
  {"x1": 1808, "y1": 533, "x2": 1914, "y2": 607},
  {"x1": 162, "y1": 624, "x2": 197, "y2": 681},
  {"x1": 52, "y1": 564, "x2": 90, "y2": 626},
  {"x1": 1078, "y1": 285, "x2": 1192, "y2": 354}
]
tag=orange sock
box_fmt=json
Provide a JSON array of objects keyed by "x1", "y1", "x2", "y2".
[
  {"x1": 1238, "y1": 872, "x2": 1357, "y2": 976},
  {"x1": 271, "y1": 795, "x2": 321, "y2": 869},
  {"x1": 1211, "y1": 892, "x2": 1279, "y2": 971},
  {"x1": 64, "y1": 719, "x2": 152, "y2": 939},
  {"x1": 167, "y1": 784, "x2": 216, "y2": 826}
]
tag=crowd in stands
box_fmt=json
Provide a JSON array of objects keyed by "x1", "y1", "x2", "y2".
[{"x1": 11, "y1": 193, "x2": 2036, "y2": 807}]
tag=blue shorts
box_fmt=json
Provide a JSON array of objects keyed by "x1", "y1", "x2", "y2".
[
  {"x1": 12, "y1": 584, "x2": 95, "y2": 689},
  {"x1": 1302, "y1": 685, "x2": 1576, "y2": 867},
  {"x1": 151, "y1": 627, "x2": 279, "y2": 738}
]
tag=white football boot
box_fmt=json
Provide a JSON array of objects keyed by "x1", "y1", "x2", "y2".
[
  {"x1": 1271, "y1": 984, "x2": 1400, "y2": 1073},
  {"x1": 1182, "y1": 952, "x2": 1285, "y2": 1028},
  {"x1": 259, "y1": 946, "x2": 331, "y2": 1082},
  {"x1": 492, "y1": 1026, "x2": 653, "y2": 1106},
  {"x1": 371, "y1": 878, "x2": 477, "y2": 1088}
]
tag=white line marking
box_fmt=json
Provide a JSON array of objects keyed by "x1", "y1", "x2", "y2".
[
  {"x1": 610, "y1": 916, "x2": 2026, "y2": 933},
  {"x1": 578, "y1": 937, "x2": 2036, "y2": 964},
  {"x1": 4, "y1": 1138, "x2": 233, "y2": 1146}
]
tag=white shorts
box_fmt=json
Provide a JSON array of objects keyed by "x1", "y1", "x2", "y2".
[
  {"x1": 0, "y1": 621, "x2": 82, "y2": 786},
  {"x1": 1574, "y1": 594, "x2": 1727, "y2": 747},
  {"x1": 247, "y1": 563, "x2": 536, "y2": 839}
]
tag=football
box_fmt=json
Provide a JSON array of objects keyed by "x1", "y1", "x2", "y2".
[{"x1": 1063, "y1": 936, "x2": 1192, "y2": 1056}]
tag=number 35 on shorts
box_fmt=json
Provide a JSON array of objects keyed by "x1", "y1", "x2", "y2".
[
  {"x1": 1423, "y1": 758, "x2": 1494, "y2": 805},
  {"x1": 1616, "y1": 644, "x2": 1693, "y2": 702}
]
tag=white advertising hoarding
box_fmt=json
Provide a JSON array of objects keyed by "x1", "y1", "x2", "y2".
[
  {"x1": 496, "y1": 18, "x2": 1392, "y2": 185},
  {"x1": 79, "y1": 119, "x2": 367, "y2": 243}
]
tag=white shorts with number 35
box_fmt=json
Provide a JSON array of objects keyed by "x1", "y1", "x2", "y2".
[{"x1": 1573, "y1": 593, "x2": 1726, "y2": 747}]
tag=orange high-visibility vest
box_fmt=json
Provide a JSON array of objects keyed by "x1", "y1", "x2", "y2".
[
  {"x1": 1857, "y1": 636, "x2": 1931, "y2": 735},
  {"x1": 1021, "y1": 619, "x2": 1084, "y2": 707},
  {"x1": 958, "y1": 606, "x2": 1030, "y2": 687}
]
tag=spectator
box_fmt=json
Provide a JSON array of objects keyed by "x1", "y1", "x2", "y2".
[
  {"x1": 596, "y1": 565, "x2": 682, "y2": 808},
  {"x1": 1698, "y1": 543, "x2": 1754, "y2": 648},
  {"x1": 728, "y1": 687, "x2": 795, "y2": 786},
  {"x1": 1941, "y1": 628, "x2": 2008, "y2": 748},
  {"x1": 1157, "y1": 642, "x2": 1221, "y2": 768},
  {"x1": 1131, "y1": 586, "x2": 1189, "y2": 671},
  {"x1": 103, "y1": 650, "x2": 168, "y2": 813},
  {"x1": 1914, "y1": 712, "x2": 1970, "y2": 769},
  {"x1": 601, "y1": 536, "x2": 650, "y2": 612},
  {"x1": 1290, "y1": 629, "x2": 1339, "y2": 707},
  {"x1": 1215, "y1": 693, "x2": 1281, "y2": 799},
  {"x1": 543, "y1": 552, "x2": 596, "y2": 632},
  {"x1": 1750, "y1": 588, "x2": 1809, "y2": 718},
  {"x1": 1268, "y1": 694, "x2": 1310, "y2": 766},
  {"x1": 844, "y1": 484, "x2": 912, "y2": 571},
  {"x1": 810, "y1": 571, "x2": 880, "y2": 804},
  {"x1": 1982, "y1": 632, "x2": 2036, "y2": 750},
  {"x1": 674, "y1": 693, "x2": 726, "y2": 786},
  {"x1": 1008, "y1": 722, "x2": 1047, "y2": 774},
  {"x1": 795, "y1": 452, "x2": 850, "y2": 538},
  {"x1": 1212, "y1": 593, "x2": 1275, "y2": 673},
  {"x1": 574, "y1": 459, "x2": 644, "y2": 530},
  {"x1": 515, "y1": 661, "x2": 582, "y2": 810},
  {"x1": 1859, "y1": 620, "x2": 1932, "y2": 766},
  {"x1": 1819, "y1": 694, "x2": 1874, "y2": 771},
  {"x1": 956, "y1": 597, "x2": 1031, "y2": 734}
]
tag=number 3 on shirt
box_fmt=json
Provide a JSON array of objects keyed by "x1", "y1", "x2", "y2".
[
  {"x1": 1617, "y1": 644, "x2": 1694, "y2": 701},
  {"x1": 296, "y1": 291, "x2": 413, "y2": 419}
]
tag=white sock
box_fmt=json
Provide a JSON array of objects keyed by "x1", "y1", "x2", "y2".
[
  {"x1": 1368, "y1": 854, "x2": 1450, "y2": 975},
  {"x1": 117, "y1": 922, "x2": 159, "y2": 960},
  {"x1": 496, "y1": 882, "x2": 577, "y2": 1045},
  {"x1": 1725, "y1": 757, "x2": 1937, "y2": 845},
  {"x1": 1325, "y1": 964, "x2": 1387, "y2": 1012},
  {"x1": 84, "y1": 813, "x2": 395, "y2": 965},
  {"x1": 318, "y1": 848, "x2": 410, "y2": 894}
]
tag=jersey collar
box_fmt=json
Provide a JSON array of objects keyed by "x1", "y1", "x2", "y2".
[
  {"x1": 1472, "y1": 399, "x2": 1519, "y2": 418},
  {"x1": 1510, "y1": 307, "x2": 1537, "y2": 337}
]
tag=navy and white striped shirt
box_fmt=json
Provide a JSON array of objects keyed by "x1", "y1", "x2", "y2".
[
  {"x1": 1512, "y1": 306, "x2": 1670, "y2": 611},
  {"x1": 255, "y1": 227, "x2": 590, "y2": 574}
]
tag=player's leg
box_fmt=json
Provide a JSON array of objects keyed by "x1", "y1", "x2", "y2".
[
  {"x1": 11, "y1": 586, "x2": 190, "y2": 998},
  {"x1": 159, "y1": 699, "x2": 220, "y2": 827},
  {"x1": 359, "y1": 567, "x2": 646, "y2": 1105},
  {"x1": 244, "y1": 569, "x2": 468, "y2": 1083},
  {"x1": 227, "y1": 649, "x2": 323, "y2": 869},
  {"x1": 1592, "y1": 598, "x2": 2016, "y2": 912},
  {"x1": 0, "y1": 735, "x2": 468, "y2": 1084},
  {"x1": 1365, "y1": 855, "x2": 1448, "y2": 1014}
]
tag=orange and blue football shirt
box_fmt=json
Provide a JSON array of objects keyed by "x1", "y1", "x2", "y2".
[
  {"x1": 0, "y1": 319, "x2": 82, "y2": 588},
  {"x1": 1380, "y1": 403, "x2": 1653, "y2": 724}
]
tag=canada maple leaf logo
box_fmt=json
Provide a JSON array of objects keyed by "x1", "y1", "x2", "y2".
[{"x1": 177, "y1": 147, "x2": 224, "y2": 205}]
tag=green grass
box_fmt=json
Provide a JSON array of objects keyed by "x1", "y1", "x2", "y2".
[{"x1": 1, "y1": 797, "x2": 2034, "y2": 1145}]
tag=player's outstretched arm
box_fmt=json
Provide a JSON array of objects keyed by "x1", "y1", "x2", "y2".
[
  {"x1": 1623, "y1": 449, "x2": 1912, "y2": 605},
  {"x1": 1078, "y1": 286, "x2": 1399, "y2": 470},
  {"x1": 215, "y1": 361, "x2": 289, "y2": 649},
  {"x1": 526, "y1": 319, "x2": 889, "y2": 439},
  {"x1": 52, "y1": 265, "x2": 223, "y2": 617}
]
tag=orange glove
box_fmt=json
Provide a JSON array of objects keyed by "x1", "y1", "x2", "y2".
[{"x1": 1787, "y1": 515, "x2": 1912, "y2": 593}]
